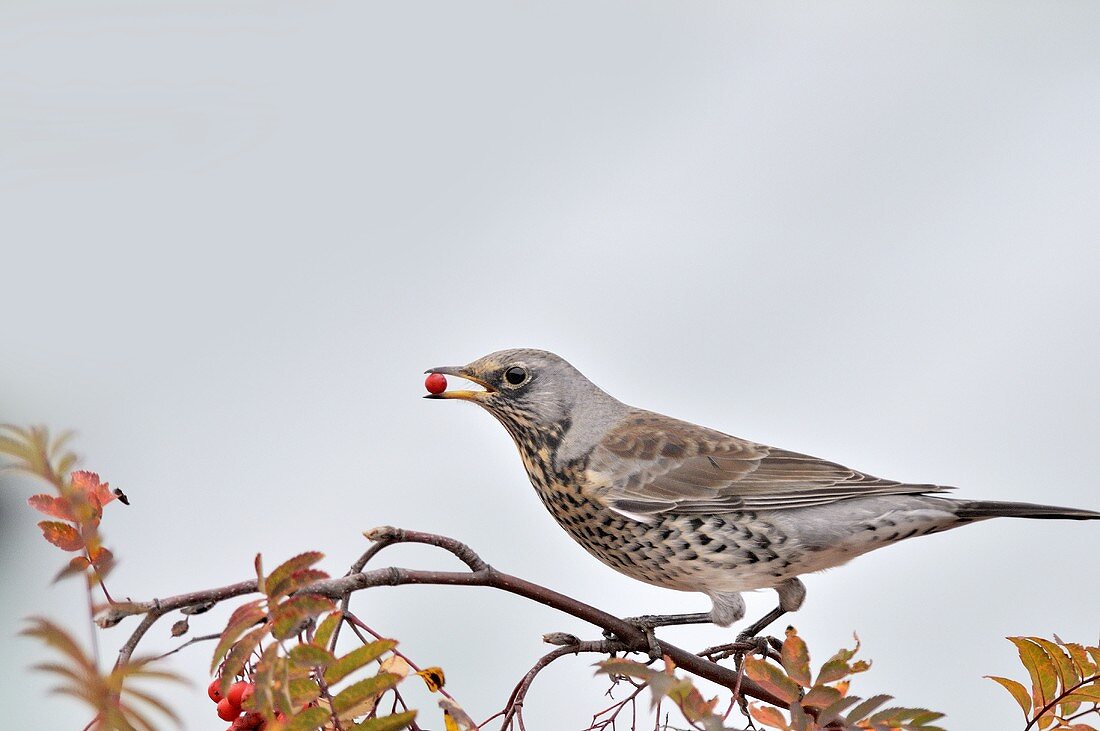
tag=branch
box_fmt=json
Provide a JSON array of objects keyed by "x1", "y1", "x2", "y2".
[{"x1": 99, "y1": 527, "x2": 788, "y2": 709}]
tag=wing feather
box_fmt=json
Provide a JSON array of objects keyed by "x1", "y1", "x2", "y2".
[{"x1": 584, "y1": 410, "x2": 951, "y2": 518}]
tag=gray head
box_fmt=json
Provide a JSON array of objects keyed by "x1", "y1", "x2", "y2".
[{"x1": 425, "y1": 348, "x2": 619, "y2": 439}]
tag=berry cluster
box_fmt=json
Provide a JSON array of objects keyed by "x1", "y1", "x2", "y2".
[{"x1": 207, "y1": 678, "x2": 263, "y2": 729}]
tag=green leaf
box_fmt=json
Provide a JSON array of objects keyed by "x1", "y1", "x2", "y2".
[
  {"x1": 743, "y1": 656, "x2": 800, "y2": 704},
  {"x1": 290, "y1": 644, "x2": 336, "y2": 668},
  {"x1": 288, "y1": 677, "x2": 322, "y2": 707},
  {"x1": 816, "y1": 637, "x2": 860, "y2": 685},
  {"x1": 285, "y1": 706, "x2": 331, "y2": 731},
  {"x1": 272, "y1": 594, "x2": 336, "y2": 640},
  {"x1": 313, "y1": 611, "x2": 343, "y2": 650},
  {"x1": 780, "y1": 628, "x2": 812, "y2": 688},
  {"x1": 324, "y1": 640, "x2": 398, "y2": 685},
  {"x1": 986, "y1": 675, "x2": 1032, "y2": 716},
  {"x1": 267, "y1": 552, "x2": 326, "y2": 598},
  {"x1": 1009, "y1": 637, "x2": 1059, "y2": 709},
  {"x1": 1031, "y1": 636, "x2": 1081, "y2": 712},
  {"x1": 332, "y1": 672, "x2": 401, "y2": 716},
  {"x1": 350, "y1": 710, "x2": 418, "y2": 731}
]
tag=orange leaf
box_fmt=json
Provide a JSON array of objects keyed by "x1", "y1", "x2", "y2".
[
  {"x1": 28, "y1": 494, "x2": 74, "y2": 521},
  {"x1": 781, "y1": 627, "x2": 812, "y2": 687},
  {"x1": 71, "y1": 470, "x2": 116, "y2": 506},
  {"x1": 38, "y1": 521, "x2": 84, "y2": 551},
  {"x1": 744, "y1": 656, "x2": 801, "y2": 704},
  {"x1": 748, "y1": 703, "x2": 790, "y2": 730}
]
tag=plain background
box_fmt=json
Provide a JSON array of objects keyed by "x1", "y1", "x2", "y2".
[{"x1": 2, "y1": 2, "x2": 1099, "y2": 729}]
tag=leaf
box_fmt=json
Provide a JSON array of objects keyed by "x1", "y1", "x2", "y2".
[
  {"x1": 37, "y1": 521, "x2": 84, "y2": 551},
  {"x1": 285, "y1": 705, "x2": 330, "y2": 731},
  {"x1": 324, "y1": 640, "x2": 398, "y2": 685},
  {"x1": 1031, "y1": 636, "x2": 1081, "y2": 709},
  {"x1": 595, "y1": 658, "x2": 659, "y2": 683},
  {"x1": 266, "y1": 552, "x2": 326, "y2": 598},
  {"x1": 378, "y1": 655, "x2": 411, "y2": 679},
  {"x1": 290, "y1": 644, "x2": 336, "y2": 668},
  {"x1": 415, "y1": 666, "x2": 445, "y2": 692},
  {"x1": 210, "y1": 602, "x2": 266, "y2": 672},
  {"x1": 1010, "y1": 637, "x2": 1059, "y2": 709},
  {"x1": 817, "y1": 696, "x2": 863, "y2": 725},
  {"x1": 743, "y1": 656, "x2": 801, "y2": 704},
  {"x1": 288, "y1": 677, "x2": 322, "y2": 707},
  {"x1": 439, "y1": 698, "x2": 478, "y2": 731},
  {"x1": 218, "y1": 625, "x2": 268, "y2": 688},
  {"x1": 272, "y1": 594, "x2": 336, "y2": 640},
  {"x1": 844, "y1": 693, "x2": 892, "y2": 722},
  {"x1": 331, "y1": 672, "x2": 401, "y2": 716},
  {"x1": 801, "y1": 683, "x2": 842, "y2": 710},
  {"x1": 748, "y1": 704, "x2": 790, "y2": 730},
  {"x1": 349, "y1": 711, "x2": 418, "y2": 731},
  {"x1": 817, "y1": 637, "x2": 861, "y2": 685},
  {"x1": 781, "y1": 627, "x2": 812, "y2": 687},
  {"x1": 313, "y1": 611, "x2": 343, "y2": 650},
  {"x1": 28, "y1": 494, "x2": 75, "y2": 520},
  {"x1": 986, "y1": 675, "x2": 1033, "y2": 716},
  {"x1": 1065, "y1": 643, "x2": 1097, "y2": 678}
]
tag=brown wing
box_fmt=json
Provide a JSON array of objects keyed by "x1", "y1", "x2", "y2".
[{"x1": 584, "y1": 410, "x2": 951, "y2": 518}]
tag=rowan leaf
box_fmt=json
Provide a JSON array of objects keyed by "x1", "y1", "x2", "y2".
[
  {"x1": 289, "y1": 644, "x2": 336, "y2": 668},
  {"x1": 743, "y1": 656, "x2": 800, "y2": 704},
  {"x1": 313, "y1": 611, "x2": 343, "y2": 650},
  {"x1": 1065, "y1": 643, "x2": 1097, "y2": 678},
  {"x1": 748, "y1": 704, "x2": 790, "y2": 730},
  {"x1": 1010, "y1": 637, "x2": 1059, "y2": 709},
  {"x1": 332, "y1": 672, "x2": 401, "y2": 716},
  {"x1": 285, "y1": 705, "x2": 330, "y2": 731},
  {"x1": 28, "y1": 494, "x2": 75, "y2": 520},
  {"x1": 844, "y1": 693, "x2": 892, "y2": 722},
  {"x1": 817, "y1": 695, "x2": 863, "y2": 725},
  {"x1": 210, "y1": 602, "x2": 266, "y2": 672},
  {"x1": 595, "y1": 658, "x2": 658, "y2": 683},
  {"x1": 219, "y1": 625, "x2": 267, "y2": 686},
  {"x1": 986, "y1": 675, "x2": 1032, "y2": 716},
  {"x1": 266, "y1": 552, "x2": 325, "y2": 598},
  {"x1": 287, "y1": 677, "x2": 322, "y2": 707},
  {"x1": 349, "y1": 710, "x2": 418, "y2": 731},
  {"x1": 781, "y1": 627, "x2": 812, "y2": 687},
  {"x1": 324, "y1": 640, "x2": 397, "y2": 685},
  {"x1": 37, "y1": 521, "x2": 83, "y2": 551},
  {"x1": 801, "y1": 683, "x2": 842, "y2": 709},
  {"x1": 272, "y1": 594, "x2": 336, "y2": 640}
]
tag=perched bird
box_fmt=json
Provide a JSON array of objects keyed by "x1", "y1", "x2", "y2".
[{"x1": 426, "y1": 348, "x2": 1099, "y2": 639}]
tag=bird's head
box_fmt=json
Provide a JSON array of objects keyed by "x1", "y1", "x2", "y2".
[{"x1": 425, "y1": 348, "x2": 609, "y2": 434}]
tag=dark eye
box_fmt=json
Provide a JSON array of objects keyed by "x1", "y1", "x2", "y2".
[{"x1": 504, "y1": 366, "x2": 528, "y2": 386}]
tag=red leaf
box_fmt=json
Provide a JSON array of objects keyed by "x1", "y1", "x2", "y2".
[
  {"x1": 28, "y1": 494, "x2": 74, "y2": 521},
  {"x1": 38, "y1": 521, "x2": 84, "y2": 551},
  {"x1": 71, "y1": 470, "x2": 116, "y2": 508}
]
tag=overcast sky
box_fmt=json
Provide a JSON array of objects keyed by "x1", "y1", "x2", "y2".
[{"x1": 3, "y1": 2, "x2": 1099, "y2": 729}]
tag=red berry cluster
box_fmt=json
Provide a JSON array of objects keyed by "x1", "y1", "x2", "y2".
[{"x1": 207, "y1": 678, "x2": 263, "y2": 729}]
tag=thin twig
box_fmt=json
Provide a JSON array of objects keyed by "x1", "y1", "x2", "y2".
[{"x1": 152, "y1": 633, "x2": 222, "y2": 661}]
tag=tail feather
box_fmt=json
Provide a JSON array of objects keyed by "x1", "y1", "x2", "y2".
[{"x1": 955, "y1": 500, "x2": 1100, "y2": 521}]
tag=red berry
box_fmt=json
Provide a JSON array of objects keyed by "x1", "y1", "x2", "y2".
[
  {"x1": 425, "y1": 372, "x2": 447, "y2": 395},
  {"x1": 227, "y1": 681, "x2": 251, "y2": 707},
  {"x1": 217, "y1": 697, "x2": 241, "y2": 721},
  {"x1": 208, "y1": 678, "x2": 224, "y2": 703}
]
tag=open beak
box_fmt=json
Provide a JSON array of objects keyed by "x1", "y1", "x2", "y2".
[{"x1": 423, "y1": 365, "x2": 495, "y2": 401}]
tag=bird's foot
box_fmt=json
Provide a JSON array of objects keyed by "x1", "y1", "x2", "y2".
[
  {"x1": 610, "y1": 616, "x2": 666, "y2": 661},
  {"x1": 733, "y1": 632, "x2": 772, "y2": 659}
]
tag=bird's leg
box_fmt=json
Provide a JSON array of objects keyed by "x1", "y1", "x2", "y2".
[
  {"x1": 735, "y1": 578, "x2": 806, "y2": 645},
  {"x1": 623, "y1": 612, "x2": 713, "y2": 629},
  {"x1": 603, "y1": 613, "x2": 713, "y2": 661}
]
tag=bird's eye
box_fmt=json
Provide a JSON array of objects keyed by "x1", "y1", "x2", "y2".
[{"x1": 504, "y1": 366, "x2": 528, "y2": 386}]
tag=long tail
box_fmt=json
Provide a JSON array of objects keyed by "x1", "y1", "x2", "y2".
[{"x1": 954, "y1": 500, "x2": 1100, "y2": 521}]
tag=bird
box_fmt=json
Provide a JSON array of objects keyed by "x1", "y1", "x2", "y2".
[{"x1": 425, "y1": 348, "x2": 1099, "y2": 642}]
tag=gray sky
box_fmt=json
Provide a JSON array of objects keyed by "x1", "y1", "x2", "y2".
[{"x1": 2, "y1": 2, "x2": 1099, "y2": 729}]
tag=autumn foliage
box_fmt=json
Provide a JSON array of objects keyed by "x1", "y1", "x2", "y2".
[{"x1": 4, "y1": 424, "x2": 1099, "y2": 731}]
